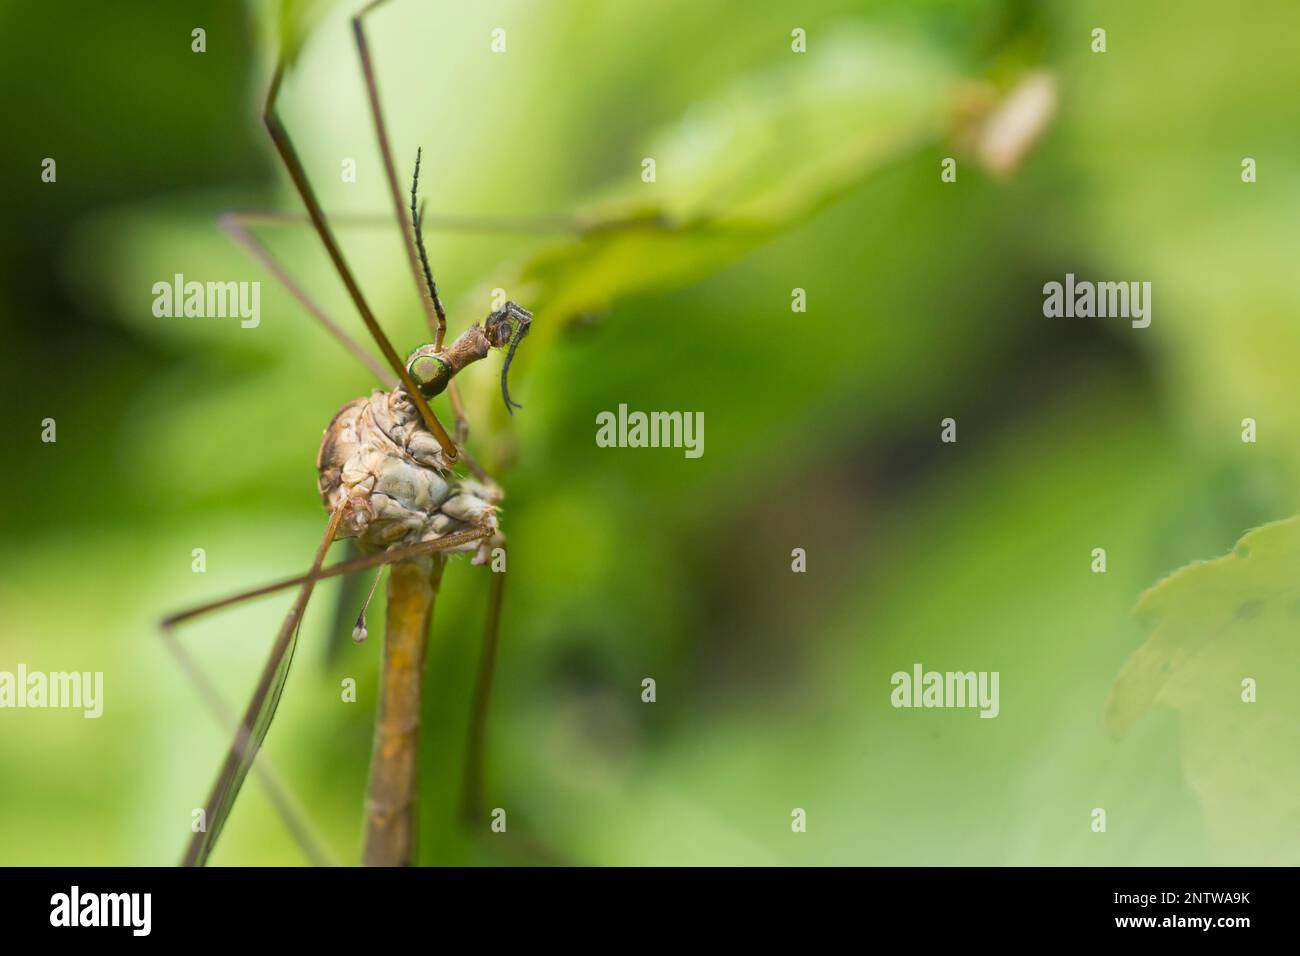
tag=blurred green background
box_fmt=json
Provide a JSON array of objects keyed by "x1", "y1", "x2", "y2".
[{"x1": 2, "y1": 0, "x2": 1298, "y2": 865}]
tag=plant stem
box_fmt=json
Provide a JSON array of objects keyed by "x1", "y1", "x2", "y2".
[{"x1": 362, "y1": 555, "x2": 443, "y2": 866}]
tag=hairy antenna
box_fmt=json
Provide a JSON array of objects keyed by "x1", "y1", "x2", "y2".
[{"x1": 409, "y1": 148, "x2": 447, "y2": 345}]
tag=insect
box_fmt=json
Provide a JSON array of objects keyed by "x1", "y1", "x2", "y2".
[{"x1": 161, "y1": 0, "x2": 562, "y2": 867}]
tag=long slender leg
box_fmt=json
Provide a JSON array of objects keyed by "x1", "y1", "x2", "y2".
[
  {"x1": 442, "y1": 380, "x2": 504, "y2": 488},
  {"x1": 263, "y1": 59, "x2": 458, "y2": 461},
  {"x1": 448, "y1": 380, "x2": 470, "y2": 444},
  {"x1": 163, "y1": 525, "x2": 492, "y2": 630},
  {"x1": 220, "y1": 207, "x2": 594, "y2": 237},
  {"x1": 218, "y1": 211, "x2": 396, "y2": 386},
  {"x1": 352, "y1": 0, "x2": 444, "y2": 344},
  {"x1": 460, "y1": 567, "x2": 506, "y2": 824},
  {"x1": 452, "y1": 566, "x2": 573, "y2": 866},
  {"x1": 167, "y1": 502, "x2": 345, "y2": 866},
  {"x1": 218, "y1": 205, "x2": 584, "y2": 429},
  {"x1": 165, "y1": 628, "x2": 337, "y2": 867},
  {"x1": 161, "y1": 521, "x2": 493, "y2": 865}
]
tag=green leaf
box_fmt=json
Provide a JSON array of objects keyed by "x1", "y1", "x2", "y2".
[
  {"x1": 596, "y1": 30, "x2": 957, "y2": 228},
  {"x1": 502, "y1": 28, "x2": 962, "y2": 329},
  {"x1": 1107, "y1": 516, "x2": 1300, "y2": 862}
]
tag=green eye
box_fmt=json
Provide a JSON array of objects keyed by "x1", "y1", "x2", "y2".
[{"x1": 408, "y1": 354, "x2": 450, "y2": 395}]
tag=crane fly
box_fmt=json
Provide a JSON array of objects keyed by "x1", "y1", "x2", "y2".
[{"x1": 161, "y1": 0, "x2": 567, "y2": 867}]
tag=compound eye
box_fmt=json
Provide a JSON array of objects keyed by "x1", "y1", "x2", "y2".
[
  {"x1": 408, "y1": 354, "x2": 450, "y2": 395},
  {"x1": 486, "y1": 319, "x2": 513, "y2": 348}
]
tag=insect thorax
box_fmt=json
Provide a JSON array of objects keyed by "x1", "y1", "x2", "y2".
[{"x1": 317, "y1": 388, "x2": 499, "y2": 557}]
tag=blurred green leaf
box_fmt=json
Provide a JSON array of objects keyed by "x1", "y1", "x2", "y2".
[
  {"x1": 1107, "y1": 516, "x2": 1300, "y2": 863},
  {"x1": 504, "y1": 29, "x2": 961, "y2": 329}
]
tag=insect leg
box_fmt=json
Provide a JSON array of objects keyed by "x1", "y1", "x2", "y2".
[
  {"x1": 218, "y1": 210, "x2": 396, "y2": 386},
  {"x1": 350, "y1": 0, "x2": 447, "y2": 344},
  {"x1": 165, "y1": 502, "x2": 346, "y2": 866},
  {"x1": 262, "y1": 57, "x2": 458, "y2": 461},
  {"x1": 162, "y1": 525, "x2": 493, "y2": 631},
  {"x1": 223, "y1": 207, "x2": 594, "y2": 237},
  {"x1": 163, "y1": 626, "x2": 337, "y2": 867},
  {"x1": 460, "y1": 565, "x2": 506, "y2": 825},
  {"x1": 162, "y1": 521, "x2": 494, "y2": 865},
  {"x1": 456, "y1": 568, "x2": 571, "y2": 866},
  {"x1": 441, "y1": 381, "x2": 505, "y2": 490},
  {"x1": 217, "y1": 205, "x2": 583, "y2": 399},
  {"x1": 447, "y1": 380, "x2": 470, "y2": 444}
]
